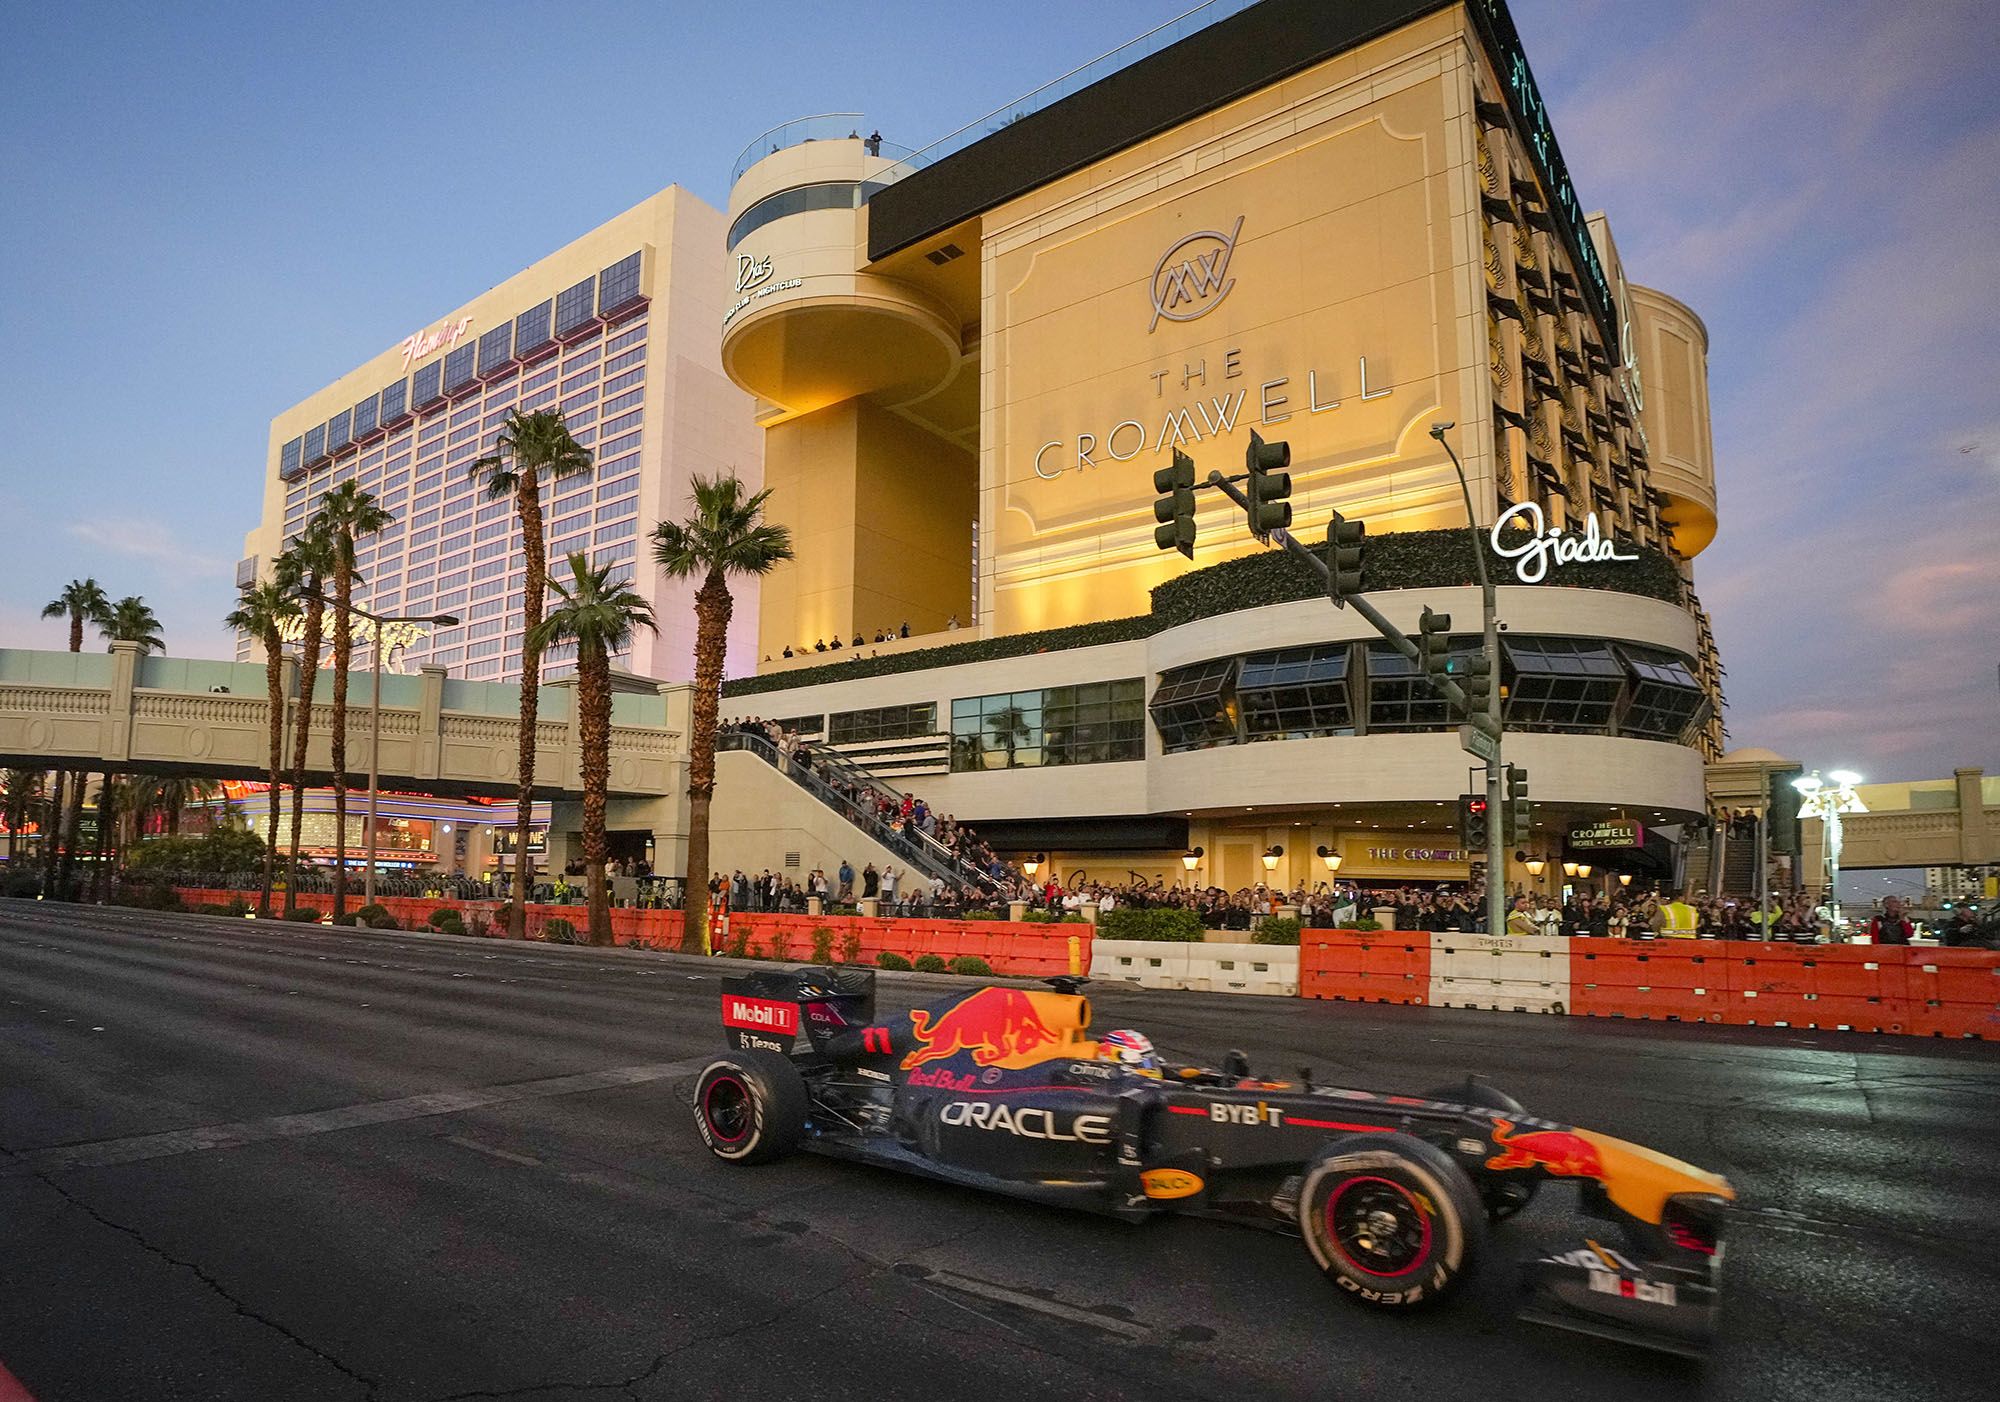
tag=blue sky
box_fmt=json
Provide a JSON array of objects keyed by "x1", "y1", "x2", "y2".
[{"x1": 3, "y1": 0, "x2": 1994, "y2": 779}]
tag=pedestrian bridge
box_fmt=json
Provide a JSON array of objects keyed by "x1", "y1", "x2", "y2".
[
  {"x1": 0, "y1": 643, "x2": 690, "y2": 802},
  {"x1": 1809, "y1": 770, "x2": 1999, "y2": 872}
]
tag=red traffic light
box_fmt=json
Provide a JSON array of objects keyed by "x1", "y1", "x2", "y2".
[{"x1": 1467, "y1": 798, "x2": 1488, "y2": 814}]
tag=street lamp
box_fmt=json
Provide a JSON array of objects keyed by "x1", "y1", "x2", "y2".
[
  {"x1": 1315, "y1": 844, "x2": 1341, "y2": 874},
  {"x1": 1794, "y1": 768, "x2": 1866, "y2": 929},
  {"x1": 313, "y1": 595, "x2": 458, "y2": 908}
]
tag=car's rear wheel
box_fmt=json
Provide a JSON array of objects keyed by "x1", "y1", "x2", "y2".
[
  {"x1": 1422, "y1": 1079, "x2": 1538, "y2": 1221},
  {"x1": 694, "y1": 1050, "x2": 808, "y2": 1165},
  {"x1": 1298, "y1": 1132, "x2": 1485, "y2": 1307}
]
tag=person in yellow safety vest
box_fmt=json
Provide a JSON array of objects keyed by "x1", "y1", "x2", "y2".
[
  {"x1": 1656, "y1": 894, "x2": 1700, "y2": 937},
  {"x1": 1505, "y1": 894, "x2": 1537, "y2": 936}
]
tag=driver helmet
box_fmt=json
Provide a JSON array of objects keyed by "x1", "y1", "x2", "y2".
[{"x1": 1097, "y1": 1029, "x2": 1162, "y2": 1078}]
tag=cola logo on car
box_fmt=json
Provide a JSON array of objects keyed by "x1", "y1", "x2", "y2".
[
  {"x1": 722, "y1": 996, "x2": 798, "y2": 1035},
  {"x1": 940, "y1": 1102, "x2": 1113, "y2": 1144}
]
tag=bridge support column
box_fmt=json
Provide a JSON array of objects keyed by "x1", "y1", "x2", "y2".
[
  {"x1": 1957, "y1": 768, "x2": 1988, "y2": 866},
  {"x1": 105, "y1": 640, "x2": 141, "y2": 766}
]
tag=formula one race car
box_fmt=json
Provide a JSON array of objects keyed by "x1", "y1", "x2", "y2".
[{"x1": 693, "y1": 968, "x2": 1734, "y2": 1358}]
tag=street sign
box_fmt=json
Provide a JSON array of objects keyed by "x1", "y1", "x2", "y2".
[{"x1": 1459, "y1": 723, "x2": 1498, "y2": 763}]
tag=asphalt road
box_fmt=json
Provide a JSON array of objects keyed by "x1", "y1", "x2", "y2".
[{"x1": 1, "y1": 902, "x2": 1995, "y2": 1402}]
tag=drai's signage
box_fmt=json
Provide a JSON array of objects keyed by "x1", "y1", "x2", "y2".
[
  {"x1": 1489, "y1": 502, "x2": 1638, "y2": 584},
  {"x1": 1031, "y1": 346, "x2": 1392, "y2": 481},
  {"x1": 1149, "y1": 216, "x2": 1244, "y2": 332},
  {"x1": 400, "y1": 316, "x2": 473, "y2": 370},
  {"x1": 722, "y1": 252, "x2": 801, "y2": 329}
]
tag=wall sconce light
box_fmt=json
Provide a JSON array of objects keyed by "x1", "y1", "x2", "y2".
[
  {"x1": 1182, "y1": 846, "x2": 1203, "y2": 872},
  {"x1": 1562, "y1": 861, "x2": 1579, "y2": 878},
  {"x1": 1619, "y1": 873, "x2": 1633, "y2": 887},
  {"x1": 1022, "y1": 852, "x2": 1045, "y2": 878},
  {"x1": 1261, "y1": 845, "x2": 1283, "y2": 872},
  {"x1": 1577, "y1": 864, "x2": 1593, "y2": 879},
  {"x1": 1315, "y1": 844, "x2": 1341, "y2": 873}
]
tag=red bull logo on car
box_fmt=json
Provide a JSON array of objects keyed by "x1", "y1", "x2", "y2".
[
  {"x1": 1485, "y1": 1119, "x2": 1605, "y2": 1178},
  {"x1": 902, "y1": 988, "x2": 1071, "y2": 1070}
]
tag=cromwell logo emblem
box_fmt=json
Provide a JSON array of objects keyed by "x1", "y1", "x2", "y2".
[{"x1": 1148, "y1": 215, "x2": 1244, "y2": 332}]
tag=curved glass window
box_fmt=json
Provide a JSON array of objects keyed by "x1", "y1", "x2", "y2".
[
  {"x1": 1501, "y1": 636, "x2": 1623, "y2": 733},
  {"x1": 1616, "y1": 644, "x2": 1709, "y2": 741},
  {"x1": 1240, "y1": 645, "x2": 1355, "y2": 740},
  {"x1": 727, "y1": 181, "x2": 885, "y2": 250},
  {"x1": 1150, "y1": 659, "x2": 1238, "y2": 753},
  {"x1": 1365, "y1": 640, "x2": 1475, "y2": 733}
]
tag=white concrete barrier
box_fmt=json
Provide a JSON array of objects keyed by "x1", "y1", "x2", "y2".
[
  {"x1": 1091, "y1": 939, "x2": 1194, "y2": 990},
  {"x1": 1183, "y1": 943, "x2": 1299, "y2": 997},
  {"x1": 1427, "y1": 932, "x2": 1570, "y2": 1013}
]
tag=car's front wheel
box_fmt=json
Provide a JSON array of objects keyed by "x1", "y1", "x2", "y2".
[
  {"x1": 694, "y1": 1050, "x2": 808, "y2": 1165},
  {"x1": 1298, "y1": 1132, "x2": 1485, "y2": 1307}
]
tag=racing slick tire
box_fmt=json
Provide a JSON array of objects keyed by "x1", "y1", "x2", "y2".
[
  {"x1": 694, "y1": 1050, "x2": 808, "y2": 1165},
  {"x1": 1421, "y1": 1080, "x2": 1537, "y2": 1222},
  {"x1": 1298, "y1": 1132, "x2": 1486, "y2": 1308}
]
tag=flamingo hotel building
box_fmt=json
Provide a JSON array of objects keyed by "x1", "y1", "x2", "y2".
[{"x1": 241, "y1": 0, "x2": 1728, "y2": 896}]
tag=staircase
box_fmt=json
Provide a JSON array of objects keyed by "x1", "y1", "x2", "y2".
[{"x1": 718, "y1": 730, "x2": 1006, "y2": 896}]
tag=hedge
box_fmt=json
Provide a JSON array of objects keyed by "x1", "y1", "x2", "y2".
[
  {"x1": 723, "y1": 526, "x2": 1683, "y2": 697},
  {"x1": 1097, "y1": 907, "x2": 1204, "y2": 943}
]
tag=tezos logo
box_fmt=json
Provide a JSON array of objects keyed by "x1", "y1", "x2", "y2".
[
  {"x1": 736, "y1": 253, "x2": 775, "y2": 293},
  {"x1": 1148, "y1": 215, "x2": 1244, "y2": 332}
]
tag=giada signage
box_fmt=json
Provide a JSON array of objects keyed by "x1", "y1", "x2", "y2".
[
  {"x1": 1489, "y1": 502, "x2": 1638, "y2": 584},
  {"x1": 401, "y1": 316, "x2": 473, "y2": 369}
]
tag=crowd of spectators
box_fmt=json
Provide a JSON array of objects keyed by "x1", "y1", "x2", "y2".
[{"x1": 771, "y1": 621, "x2": 913, "y2": 661}]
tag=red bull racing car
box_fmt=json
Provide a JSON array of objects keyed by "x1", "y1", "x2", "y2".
[{"x1": 694, "y1": 968, "x2": 1734, "y2": 1358}]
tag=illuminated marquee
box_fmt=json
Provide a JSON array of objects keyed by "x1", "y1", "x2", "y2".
[
  {"x1": 274, "y1": 614, "x2": 431, "y2": 664},
  {"x1": 1489, "y1": 502, "x2": 1637, "y2": 584},
  {"x1": 400, "y1": 316, "x2": 473, "y2": 369}
]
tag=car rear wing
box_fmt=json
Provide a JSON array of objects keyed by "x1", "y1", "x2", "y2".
[{"x1": 721, "y1": 965, "x2": 877, "y2": 1056}]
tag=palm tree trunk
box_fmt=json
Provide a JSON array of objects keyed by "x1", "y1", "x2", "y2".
[
  {"x1": 330, "y1": 562, "x2": 353, "y2": 919},
  {"x1": 88, "y1": 778, "x2": 112, "y2": 902},
  {"x1": 41, "y1": 769, "x2": 65, "y2": 896},
  {"x1": 58, "y1": 769, "x2": 88, "y2": 898},
  {"x1": 286, "y1": 594, "x2": 325, "y2": 917},
  {"x1": 510, "y1": 467, "x2": 545, "y2": 935},
  {"x1": 581, "y1": 646, "x2": 611, "y2": 945},
  {"x1": 260, "y1": 634, "x2": 283, "y2": 917},
  {"x1": 680, "y1": 568, "x2": 733, "y2": 953}
]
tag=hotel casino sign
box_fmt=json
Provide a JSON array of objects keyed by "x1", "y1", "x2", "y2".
[{"x1": 1569, "y1": 819, "x2": 1645, "y2": 851}]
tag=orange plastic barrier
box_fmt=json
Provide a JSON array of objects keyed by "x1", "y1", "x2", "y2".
[
  {"x1": 1568, "y1": 939, "x2": 1726, "y2": 1022},
  {"x1": 719, "y1": 912, "x2": 1086, "y2": 978},
  {"x1": 1300, "y1": 931, "x2": 1432, "y2": 1005}
]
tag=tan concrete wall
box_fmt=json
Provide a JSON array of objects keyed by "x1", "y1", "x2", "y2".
[{"x1": 707, "y1": 749, "x2": 923, "y2": 892}]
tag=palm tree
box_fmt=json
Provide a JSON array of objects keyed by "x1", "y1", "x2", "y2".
[
  {"x1": 225, "y1": 581, "x2": 300, "y2": 916},
  {"x1": 140, "y1": 774, "x2": 222, "y2": 838},
  {"x1": 310, "y1": 482, "x2": 394, "y2": 920},
  {"x1": 2, "y1": 768, "x2": 45, "y2": 869},
  {"x1": 471, "y1": 410, "x2": 593, "y2": 932},
  {"x1": 527, "y1": 553, "x2": 655, "y2": 944},
  {"x1": 649, "y1": 474, "x2": 794, "y2": 953},
  {"x1": 39, "y1": 578, "x2": 109, "y2": 898},
  {"x1": 273, "y1": 527, "x2": 336, "y2": 916},
  {"x1": 987, "y1": 706, "x2": 1032, "y2": 768},
  {"x1": 91, "y1": 599, "x2": 164, "y2": 899}
]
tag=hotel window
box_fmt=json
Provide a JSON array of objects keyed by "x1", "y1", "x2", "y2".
[
  {"x1": 601, "y1": 387, "x2": 643, "y2": 416},
  {"x1": 450, "y1": 400, "x2": 482, "y2": 429},
  {"x1": 467, "y1": 618, "x2": 502, "y2": 638},
  {"x1": 412, "y1": 492, "x2": 440, "y2": 514},
  {"x1": 594, "y1": 497, "x2": 636, "y2": 522},
  {"x1": 437, "y1": 570, "x2": 468, "y2": 593},
  {"x1": 468, "y1": 659, "x2": 501, "y2": 678},
  {"x1": 483, "y1": 381, "x2": 518, "y2": 412},
  {"x1": 551, "y1": 532, "x2": 588, "y2": 558},
  {"x1": 361, "y1": 448, "x2": 384, "y2": 471},
  {"x1": 1040, "y1": 679, "x2": 1145, "y2": 767},
  {"x1": 303, "y1": 423, "x2": 327, "y2": 462},
  {"x1": 443, "y1": 344, "x2": 477, "y2": 393},
  {"x1": 727, "y1": 180, "x2": 870, "y2": 250},
  {"x1": 379, "y1": 378, "x2": 408, "y2": 424},
  {"x1": 441, "y1": 529, "x2": 471, "y2": 554},
  {"x1": 563, "y1": 340, "x2": 603, "y2": 368},
  {"x1": 594, "y1": 518, "x2": 636, "y2": 544},
  {"x1": 552, "y1": 510, "x2": 590, "y2": 538},
  {"x1": 598, "y1": 429, "x2": 641, "y2": 457},
  {"x1": 596, "y1": 471, "x2": 639, "y2": 501},
  {"x1": 352, "y1": 393, "x2": 379, "y2": 438},
  {"x1": 560, "y1": 389, "x2": 596, "y2": 417},
  {"x1": 602, "y1": 366, "x2": 645, "y2": 396},
  {"x1": 1365, "y1": 641, "x2": 1473, "y2": 733},
  {"x1": 521, "y1": 387, "x2": 556, "y2": 413},
  {"x1": 833, "y1": 702, "x2": 937, "y2": 747},
  {"x1": 1148, "y1": 660, "x2": 1238, "y2": 753},
  {"x1": 606, "y1": 320, "x2": 647, "y2": 354},
  {"x1": 419, "y1": 419, "x2": 448, "y2": 448},
  {"x1": 1239, "y1": 645, "x2": 1355, "y2": 740},
  {"x1": 475, "y1": 519, "x2": 510, "y2": 541},
  {"x1": 476, "y1": 324, "x2": 513, "y2": 376},
  {"x1": 411, "y1": 361, "x2": 444, "y2": 409},
  {"x1": 280, "y1": 437, "x2": 303, "y2": 477},
  {"x1": 326, "y1": 410, "x2": 352, "y2": 453},
  {"x1": 446, "y1": 441, "x2": 477, "y2": 465},
  {"x1": 522, "y1": 365, "x2": 558, "y2": 394},
  {"x1": 594, "y1": 543, "x2": 635, "y2": 568},
  {"x1": 603, "y1": 345, "x2": 645, "y2": 376},
  {"x1": 515, "y1": 300, "x2": 553, "y2": 357},
  {"x1": 600, "y1": 409, "x2": 642, "y2": 438},
  {"x1": 472, "y1": 560, "x2": 506, "y2": 582},
  {"x1": 449, "y1": 422, "x2": 480, "y2": 446},
  {"x1": 554, "y1": 275, "x2": 597, "y2": 336},
  {"x1": 1500, "y1": 636, "x2": 1623, "y2": 733},
  {"x1": 1615, "y1": 644, "x2": 1710, "y2": 743},
  {"x1": 467, "y1": 638, "x2": 502, "y2": 660},
  {"x1": 482, "y1": 405, "x2": 515, "y2": 430},
  {"x1": 598, "y1": 251, "x2": 643, "y2": 314},
  {"x1": 560, "y1": 364, "x2": 601, "y2": 395},
  {"x1": 768, "y1": 713, "x2": 825, "y2": 739}
]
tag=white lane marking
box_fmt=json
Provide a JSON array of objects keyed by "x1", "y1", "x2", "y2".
[
  {"x1": 443, "y1": 1135, "x2": 543, "y2": 1167},
  {"x1": 3, "y1": 1055, "x2": 711, "y2": 1176}
]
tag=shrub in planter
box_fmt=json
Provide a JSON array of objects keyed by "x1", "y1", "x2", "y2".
[
  {"x1": 838, "y1": 929, "x2": 863, "y2": 964},
  {"x1": 877, "y1": 951, "x2": 913, "y2": 971},
  {"x1": 331, "y1": 913, "x2": 357, "y2": 926},
  {"x1": 1351, "y1": 916, "x2": 1381, "y2": 932},
  {"x1": 541, "y1": 917, "x2": 579, "y2": 945},
  {"x1": 1021, "y1": 909, "x2": 1087, "y2": 924},
  {"x1": 961, "y1": 908, "x2": 1001, "y2": 921},
  {"x1": 767, "y1": 929, "x2": 792, "y2": 963},
  {"x1": 1098, "y1": 907, "x2": 1203, "y2": 943},
  {"x1": 725, "y1": 925, "x2": 751, "y2": 960},
  {"x1": 913, "y1": 953, "x2": 948, "y2": 973},
  {"x1": 948, "y1": 955, "x2": 992, "y2": 976},
  {"x1": 1251, "y1": 916, "x2": 1302, "y2": 946},
  {"x1": 3, "y1": 871, "x2": 44, "y2": 898},
  {"x1": 284, "y1": 907, "x2": 323, "y2": 923},
  {"x1": 434, "y1": 912, "x2": 467, "y2": 936},
  {"x1": 426, "y1": 908, "x2": 460, "y2": 931},
  {"x1": 355, "y1": 904, "x2": 397, "y2": 930},
  {"x1": 223, "y1": 897, "x2": 252, "y2": 917},
  {"x1": 809, "y1": 926, "x2": 835, "y2": 963}
]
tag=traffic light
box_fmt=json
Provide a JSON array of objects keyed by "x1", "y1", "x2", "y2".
[
  {"x1": 1456, "y1": 651, "x2": 1493, "y2": 711},
  {"x1": 1152, "y1": 449, "x2": 1198, "y2": 558},
  {"x1": 1506, "y1": 764, "x2": 1529, "y2": 843},
  {"x1": 1418, "y1": 606, "x2": 1453, "y2": 684},
  {"x1": 1459, "y1": 793, "x2": 1490, "y2": 850},
  {"x1": 1327, "y1": 511, "x2": 1366, "y2": 607},
  {"x1": 1244, "y1": 431, "x2": 1292, "y2": 538}
]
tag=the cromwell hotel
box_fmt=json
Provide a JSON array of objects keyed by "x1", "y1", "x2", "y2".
[{"x1": 715, "y1": 0, "x2": 1727, "y2": 896}]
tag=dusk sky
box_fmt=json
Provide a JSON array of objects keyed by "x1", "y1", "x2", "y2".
[{"x1": 3, "y1": 0, "x2": 1994, "y2": 780}]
